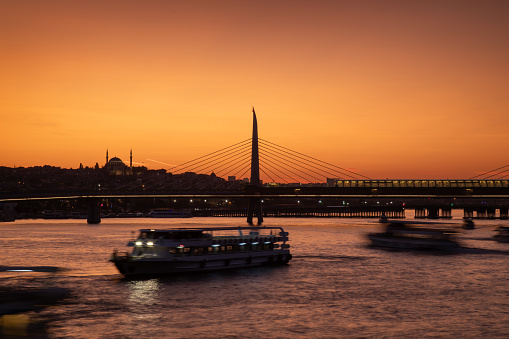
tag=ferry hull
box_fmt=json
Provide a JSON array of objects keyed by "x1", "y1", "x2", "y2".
[
  {"x1": 367, "y1": 233, "x2": 459, "y2": 250},
  {"x1": 112, "y1": 251, "x2": 292, "y2": 276}
]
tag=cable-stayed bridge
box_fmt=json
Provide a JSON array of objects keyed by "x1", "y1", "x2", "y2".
[{"x1": 1, "y1": 109, "x2": 509, "y2": 224}]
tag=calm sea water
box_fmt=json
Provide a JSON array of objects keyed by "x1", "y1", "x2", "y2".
[{"x1": 1, "y1": 213, "x2": 509, "y2": 338}]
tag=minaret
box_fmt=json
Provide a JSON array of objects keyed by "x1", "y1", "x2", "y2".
[
  {"x1": 106, "y1": 149, "x2": 109, "y2": 164},
  {"x1": 130, "y1": 148, "x2": 133, "y2": 170}
]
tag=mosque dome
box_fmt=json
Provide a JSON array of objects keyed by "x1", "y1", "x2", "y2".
[
  {"x1": 109, "y1": 157, "x2": 124, "y2": 165},
  {"x1": 104, "y1": 152, "x2": 132, "y2": 175}
]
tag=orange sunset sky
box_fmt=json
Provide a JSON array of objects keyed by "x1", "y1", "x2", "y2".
[{"x1": 1, "y1": 0, "x2": 508, "y2": 180}]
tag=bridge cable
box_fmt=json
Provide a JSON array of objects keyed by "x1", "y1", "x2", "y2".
[
  {"x1": 469, "y1": 164, "x2": 509, "y2": 179},
  {"x1": 259, "y1": 143, "x2": 360, "y2": 181},
  {"x1": 259, "y1": 149, "x2": 324, "y2": 183},
  {"x1": 181, "y1": 143, "x2": 251, "y2": 175},
  {"x1": 259, "y1": 138, "x2": 371, "y2": 179},
  {"x1": 169, "y1": 139, "x2": 251, "y2": 173},
  {"x1": 259, "y1": 139, "x2": 365, "y2": 180},
  {"x1": 259, "y1": 163, "x2": 290, "y2": 184}
]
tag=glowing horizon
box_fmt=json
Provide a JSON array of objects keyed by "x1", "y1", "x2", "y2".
[{"x1": 1, "y1": 1, "x2": 508, "y2": 180}]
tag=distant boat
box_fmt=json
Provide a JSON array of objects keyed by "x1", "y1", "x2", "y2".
[
  {"x1": 69, "y1": 212, "x2": 87, "y2": 219},
  {"x1": 368, "y1": 220, "x2": 460, "y2": 250},
  {"x1": 0, "y1": 211, "x2": 15, "y2": 222},
  {"x1": 42, "y1": 210, "x2": 68, "y2": 219},
  {"x1": 147, "y1": 209, "x2": 193, "y2": 218},
  {"x1": 494, "y1": 226, "x2": 509, "y2": 243},
  {"x1": 117, "y1": 212, "x2": 143, "y2": 218},
  {"x1": 462, "y1": 219, "x2": 475, "y2": 230},
  {"x1": 0, "y1": 266, "x2": 69, "y2": 316}
]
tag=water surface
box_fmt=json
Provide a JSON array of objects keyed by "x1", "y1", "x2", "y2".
[{"x1": 1, "y1": 215, "x2": 508, "y2": 338}]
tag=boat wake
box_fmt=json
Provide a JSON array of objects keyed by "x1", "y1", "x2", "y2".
[{"x1": 294, "y1": 255, "x2": 367, "y2": 261}]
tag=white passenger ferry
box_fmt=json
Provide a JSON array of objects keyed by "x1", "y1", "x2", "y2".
[
  {"x1": 368, "y1": 220, "x2": 460, "y2": 250},
  {"x1": 110, "y1": 226, "x2": 292, "y2": 276}
]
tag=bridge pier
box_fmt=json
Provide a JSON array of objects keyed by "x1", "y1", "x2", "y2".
[
  {"x1": 500, "y1": 208, "x2": 508, "y2": 219},
  {"x1": 415, "y1": 207, "x2": 451, "y2": 219},
  {"x1": 427, "y1": 208, "x2": 439, "y2": 219},
  {"x1": 87, "y1": 199, "x2": 101, "y2": 224},
  {"x1": 247, "y1": 198, "x2": 263, "y2": 225}
]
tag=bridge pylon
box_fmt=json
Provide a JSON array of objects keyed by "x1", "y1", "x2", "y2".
[{"x1": 247, "y1": 108, "x2": 263, "y2": 225}]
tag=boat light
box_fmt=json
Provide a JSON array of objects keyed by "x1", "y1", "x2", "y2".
[
  {"x1": 135, "y1": 241, "x2": 143, "y2": 246},
  {"x1": 252, "y1": 242, "x2": 259, "y2": 245},
  {"x1": 264, "y1": 242, "x2": 271, "y2": 244},
  {"x1": 147, "y1": 241, "x2": 154, "y2": 246},
  {"x1": 211, "y1": 244, "x2": 220, "y2": 247},
  {"x1": 7, "y1": 269, "x2": 34, "y2": 272},
  {"x1": 177, "y1": 244, "x2": 184, "y2": 248},
  {"x1": 239, "y1": 243, "x2": 246, "y2": 246}
]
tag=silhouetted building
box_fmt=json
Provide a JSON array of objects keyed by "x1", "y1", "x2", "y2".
[{"x1": 104, "y1": 149, "x2": 133, "y2": 175}]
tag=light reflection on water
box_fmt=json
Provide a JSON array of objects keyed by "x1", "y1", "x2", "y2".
[
  {"x1": 127, "y1": 279, "x2": 162, "y2": 321},
  {"x1": 1, "y1": 214, "x2": 508, "y2": 338}
]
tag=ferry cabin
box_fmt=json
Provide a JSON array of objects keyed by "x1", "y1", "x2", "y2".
[
  {"x1": 129, "y1": 228, "x2": 289, "y2": 258},
  {"x1": 111, "y1": 226, "x2": 292, "y2": 276}
]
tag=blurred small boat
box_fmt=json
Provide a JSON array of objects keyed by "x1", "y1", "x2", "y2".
[
  {"x1": 462, "y1": 219, "x2": 475, "y2": 230},
  {"x1": 368, "y1": 220, "x2": 460, "y2": 250},
  {"x1": 494, "y1": 226, "x2": 509, "y2": 243}
]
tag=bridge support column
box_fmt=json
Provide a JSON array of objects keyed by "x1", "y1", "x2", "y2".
[
  {"x1": 247, "y1": 198, "x2": 263, "y2": 225},
  {"x1": 427, "y1": 208, "x2": 439, "y2": 219},
  {"x1": 87, "y1": 199, "x2": 101, "y2": 224},
  {"x1": 414, "y1": 208, "x2": 426, "y2": 219},
  {"x1": 440, "y1": 208, "x2": 452, "y2": 219},
  {"x1": 500, "y1": 208, "x2": 508, "y2": 220},
  {"x1": 464, "y1": 209, "x2": 474, "y2": 219},
  {"x1": 476, "y1": 209, "x2": 487, "y2": 219}
]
